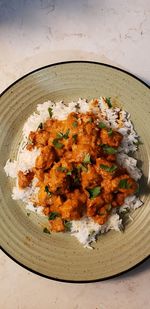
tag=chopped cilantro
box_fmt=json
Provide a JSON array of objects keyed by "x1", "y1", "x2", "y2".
[
  {"x1": 105, "y1": 204, "x2": 112, "y2": 212},
  {"x1": 63, "y1": 220, "x2": 72, "y2": 231},
  {"x1": 57, "y1": 166, "x2": 67, "y2": 172},
  {"x1": 66, "y1": 170, "x2": 72, "y2": 176},
  {"x1": 83, "y1": 153, "x2": 91, "y2": 164},
  {"x1": 119, "y1": 179, "x2": 131, "y2": 189},
  {"x1": 27, "y1": 138, "x2": 33, "y2": 145},
  {"x1": 100, "y1": 164, "x2": 117, "y2": 172},
  {"x1": 37, "y1": 122, "x2": 43, "y2": 130},
  {"x1": 78, "y1": 164, "x2": 88, "y2": 172},
  {"x1": 53, "y1": 139, "x2": 64, "y2": 149},
  {"x1": 108, "y1": 128, "x2": 113, "y2": 136},
  {"x1": 105, "y1": 97, "x2": 112, "y2": 108},
  {"x1": 98, "y1": 122, "x2": 106, "y2": 129},
  {"x1": 43, "y1": 227, "x2": 51, "y2": 234},
  {"x1": 134, "y1": 140, "x2": 143, "y2": 146},
  {"x1": 56, "y1": 129, "x2": 70, "y2": 140},
  {"x1": 72, "y1": 121, "x2": 78, "y2": 127},
  {"x1": 87, "y1": 186, "x2": 101, "y2": 199},
  {"x1": 56, "y1": 132, "x2": 64, "y2": 139},
  {"x1": 88, "y1": 117, "x2": 93, "y2": 123},
  {"x1": 72, "y1": 134, "x2": 78, "y2": 142},
  {"x1": 48, "y1": 107, "x2": 53, "y2": 118},
  {"x1": 49, "y1": 212, "x2": 60, "y2": 220},
  {"x1": 63, "y1": 129, "x2": 70, "y2": 139},
  {"x1": 45, "y1": 186, "x2": 52, "y2": 196},
  {"x1": 103, "y1": 145, "x2": 117, "y2": 154}
]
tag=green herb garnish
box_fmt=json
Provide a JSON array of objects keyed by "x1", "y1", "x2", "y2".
[
  {"x1": 105, "y1": 97, "x2": 112, "y2": 108},
  {"x1": 27, "y1": 138, "x2": 33, "y2": 145},
  {"x1": 43, "y1": 227, "x2": 51, "y2": 234},
  {"x1": 57, "y1": 166, "x2": 67, "y2": 172},
  {"x1": 27, "y1": 213, "x2": 30, "y2": 217},
  {"x1": 53, "y1": 139, "x2": 64, "y2": 149},
  {"x1": 63, "y1": 220, "x2": 72, "y2": 231},
  {"x1": 48, "y1": 107, "x2": 53, "y2": 118},
  {"x1": 66, "y1": 170, "x2": 72, "y2": 176},
  {"x1": 103, "y1": 145, "x2": 117, "y2": 154},
  {"x1": 72, "y1": 134, "x2": 78, "y2": 142},
  {"x1": 98, "y1": 122, "x2": 106, "y2": 129},
  {"x1": 134, "y1": 140, "x2": 143, "y2": 146},
  {"x1": 108, "y1": 128, "x2": 113, "y2": 136},
  {"x1": 49, "y1": 212, "x2": 60, "y2": 220},
  {"x1": 100, "y1": 164, "x2": 117, "y2": 172},
  {"x1": 78, "y1": 164, "x2": 88, "y2": 172},
  {"x1": 87, "y1": 186, "x2": 101, "y2": 199},
  {"x1": 72, "y1": 121, "x2": 78, "y2": 127},
  {"x1": 106, "y1": 204, "x2": 112, "y2": 212},
  {"x1": 63, "y1": 129, "x2": 70, "y2": 139},
  {"x1": 88, "y1": 117, "x2": 93, "y2": 123},
  {"x1": 37, "y1": 122, "x2": 43, "y2": 130},
  {"x1": 56, "y1": 129, "x2": 70, "y2": 140},
  {"x1": 45, "y1": 186, "x2": 52, "y2": 196},
  {"x1": 56, "y1": 132, "x2": 64, "y2": 139},
  {"x1": 119, "y1": 179, "x2": 131, "y2": 189},
  {"x1": 83, "y1": 153, "x2": 91, "y2": 164}
]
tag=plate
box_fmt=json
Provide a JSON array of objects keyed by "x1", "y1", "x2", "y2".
[{"x1": 0, "y1": 61, "x2": 150, "y2": 282}]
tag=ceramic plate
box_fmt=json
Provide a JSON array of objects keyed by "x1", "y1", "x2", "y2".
[{"x1": 0, "y1": 61, "x2": 150, "y2": 282}]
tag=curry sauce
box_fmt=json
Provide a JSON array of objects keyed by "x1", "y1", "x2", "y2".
[{"x1": 18, "y1": 111, "x2": 138, "y2": 232}]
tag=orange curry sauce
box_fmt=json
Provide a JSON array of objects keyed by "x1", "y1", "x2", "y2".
[{"x1": 18, "y1": 110, "x2": 137, "y2": 232}]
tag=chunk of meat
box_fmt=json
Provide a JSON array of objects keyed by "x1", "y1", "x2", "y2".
[
  {"x1": 38, "y1": 184, "x2": 51, "y2": 206},
  {"x1": 35, "y1": 146, "x2": 56, "y2": 169},
  {"x1": 60, "y1": 190, "x2": 86, "y2": 220},
  {"x1": 46, "y1": 160, "x2": 73, "y2": 193},
  {"x1": 95, "y1": 158, "x2": 118, "y2": 179},
  {"x1": 101, "y1": 174, "x2": 137, "y2": 195},
  {"x1": 81, "y1": 165, "x2": 102, "y2": 189},
  {"x1": 87, "y1": 195, "x2": 104, "y2": 217},
  {"x1": 18, "y1": 170, "x2": 34, "y2": 189},
  {"x1": 49, "y1": 217, "x2": 65, "y2": 232},
  {"x1": 28, "y1": 130, "x2": 50, "y2": 148},
  {"x1": 92, "y1": 206, "x2": 109, "y2": 225},
  {"x1": 112, "y1": 193, "x2": 126, "y2": 207},
  {"x1": 100, "y1": 128, "x2": 123, "y2": 147}
]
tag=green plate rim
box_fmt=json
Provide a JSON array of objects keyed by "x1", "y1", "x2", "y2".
[{"x1": 0, "y1": 60, "x2": 149, "y2": 283}]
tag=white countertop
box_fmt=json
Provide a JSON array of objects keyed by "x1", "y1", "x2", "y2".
[{"x1": 0, "y1": 1, "x2": 150, "y2": 308}]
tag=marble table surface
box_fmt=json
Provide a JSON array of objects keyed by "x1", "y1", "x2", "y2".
[{"x1": 0, "y1": 1, "x2": 150, "y2": 308}]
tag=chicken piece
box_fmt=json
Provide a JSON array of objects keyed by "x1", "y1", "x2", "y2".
[
  {"x1": 43, "y1": 206, "x2": 50, "y2": 215},
  {"x1": 38, "y1": 184, "x2": 51, "y2": 206},
  {"x1": 60, "y1": 190, "x2": 86, "y2": 220},
  {"x1": 101, "y1": 174, "x2": 137, "y2": 196},
  {"x1": 112, "y1": 193, "x2": 126, "y2": 207},
  {"x1": 45, "y1": 161, "x2": 71, "y2": 193},
  {"x1": 105, "y1": 154, "x2": 116, "y2": 161},
  {"x1": 33, "y1": 168, "x2": 44, "y2": 182},
  {"x1": 87, "y1": 195, "x2": 104, "y2": 217},
  {"x1": 49, "y1": 195, "x2": 64, "y2": 213},
  {"x1": 49, "y1": 217, "x2": 65, "y2": 232},
  {"x1": 28, "y1": 130, "x2": 50, "y2": 148},
  {"x1": 81, "y1": 165, "x2": 102, "y2": 189},
  {"x1": 100, "y1": 128, "x2": 123, "y2": 147},
  {"x1": 101, "y1": 192, "x2": 113, "y2": 203},
  {"x1": 92, "y1": 206, "x2": 108, "y2": 225},
  {"x1": 95, "y1": 158, "x2": 118, "y2": 179},
  {"x1": 71, "y1": 143, "x2": 96, "y2": 163},
  {"x1": 35, "y1": 145, "x2": 56, "y2": 169},
  {"x1": 18, "y1": 170, "x2": 34, "y2": 189}
]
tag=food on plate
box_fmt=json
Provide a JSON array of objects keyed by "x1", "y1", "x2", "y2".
[{"x1": 4, "y1": 97, "x2": 143, "y2": 248}]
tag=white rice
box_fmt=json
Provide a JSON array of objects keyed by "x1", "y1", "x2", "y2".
[{"x1": 4, "y1": 97, "x2": 143, "y2": 248}]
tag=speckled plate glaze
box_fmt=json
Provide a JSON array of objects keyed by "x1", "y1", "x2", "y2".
[{"x1": 0, "y1": 61, "x2": 150, "y2": 282}]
